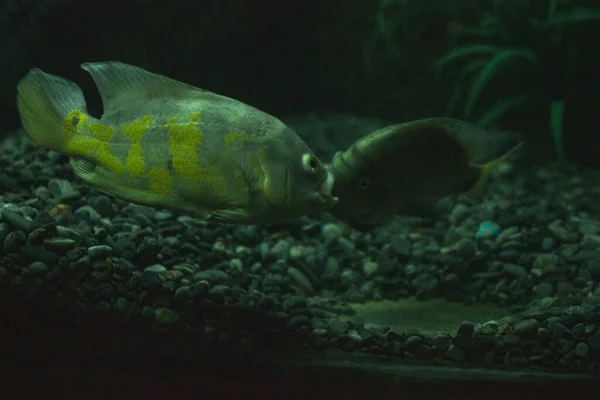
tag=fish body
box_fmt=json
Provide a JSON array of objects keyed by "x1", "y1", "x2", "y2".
[
  {"x1": 16, "y1": 61, "x2": 337, "y2": 224},
  {"x1": 327, "y1": 118, "x2": 523, "y2": 230}
]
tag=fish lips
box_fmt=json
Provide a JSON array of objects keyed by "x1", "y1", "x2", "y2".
[{"x1": 318, "y1": 169, "x2": 338, "y2": 207}]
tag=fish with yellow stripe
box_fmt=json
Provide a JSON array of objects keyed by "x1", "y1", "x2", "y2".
[
  {"x1": 17, "y1": 61, "x2": 337, "y2": 224},
  {"x1": 327, "y1": 118, "x2": 524, "y2": 231}
]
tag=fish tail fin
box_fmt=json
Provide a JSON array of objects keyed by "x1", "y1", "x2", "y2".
[
  {"x1": 463, "y1": 141, "x2": 525, "y2": 200},
  {"x1": 17, "y1": 67, "x2": 88, "y2": 153},
  {"x1": 431, "y1": 118, "x2": 523, "y2": 165}
]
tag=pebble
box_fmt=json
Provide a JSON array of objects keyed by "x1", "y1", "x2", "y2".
[
  {"x1": 513, "y1": 319, "x2": 539, "y2": 336},
  {"x1": 286, "y1": 315, "x2": 309, "y2": 331},
  {"x1": 454, "y1": 238, "x2": 476, "y2": 260},
  {"x1": 390, "y1": 234, "x2": 411, "y2": 257},
  {"x1": 503, "y1": 263, "x2": 526, "y2": 278},
  {"x1": 541, "y1": 237, "x2": 555, "y2": 252},
  {"x1": 88, "y1": 245, "x2": 113, "y2": 259},
  {"x1": 503, "y1": 334, "x2": 521, "y2": 345},
  {"x1": 270, "y1": 240, "x2": 291, "y2": 260},
  {"x1": 475, "y1": 221, "x2": 501, "y2": 240},
  {"x1": 43, "y1": 238, "x2": 76, "y2": 253},
  {"x1": 47, "y1": 179, "x2": 80, "y2": 201},
  {"x1": 588, "y1": 330, "x2": 600, "y2": 350},
  {"x1": 433, "y1": 333, "x2": 451, "y2": 351},
  {"x1": 445, "y1": 345, "x2": 466, "y2": 362},
  {"x1": 0, "y1": 207, "x2": 31, "y2": 232},
  {"x1": 155, "y1": 308, "x2": 180, "y2": 326},
  {"x1": 321, "y1": 223, "x2": 343, "y2": 242},
  {"x1": 406, "y1": 335, "x2": 424, "y2": 351},
  {"x1": 534, "y1": 282, "x2": 553, "y2": 298},
  {"x1": 145, "y1": 264, "x2": 167, "y2": 273},
  {"x1": 194, "y1": 269, "x2": 230, "y2": 284},
  {"x1": 575, "y1": 342, "x2": 589, "y2": 356},
  {"x1": 3, "y1": 133, "x2": 600, "y2": 375},
  {"x1": 74, "y1": 206, "x2": 102, "y2": 223},
  {"x1": 548, "y1": 220, "x2": 578, "y2": 242},
  {"x1": 457, "y1": 321, "x2": 475, "y2": 338},
  {"x1": 287, "y1": 267, "x2": 314, "y2": 295},
  {"x1": 449, "y1": 204, "x2": 470, "y2": 225},
  {"x1": 56, "y1": 226, "x2": 82, "y2": 242},
  {"x1": 362, "y1": 260, "x2": 379, "y2": 277},
  {"x1": 471, "y1": 334, "x2": 494, "y2": 353},
  {"x1": 28, "y1": 261, "x2": 49, "y2": 274}
]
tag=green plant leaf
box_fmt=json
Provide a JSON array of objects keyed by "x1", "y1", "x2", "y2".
[
  {"x1": 464, "y1": 49, "x2": 537, "y2": 118},
  {"x1": 440, "y1": 59, "x2": 488, "y2": 115},
  {"x1": 542, "y1": 8, "x2": 600, "y2": 29},
  {"x1": 550, "y1": 100, "x2": 565, "y2": 160},
  {"x1": 547, "y1": 0, "x2": 561, "y2": 19},
  {"x1": 434, "y1": 45, "x2": 502, "y2": 70},
  {"x1": 476, "y1": 94, "x2": 533, "y2": 128},
  {"x1": 443, "y1": 86, "x2": 463, "y2": 117}
]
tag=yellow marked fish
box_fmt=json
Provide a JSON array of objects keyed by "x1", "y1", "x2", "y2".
[
  {"x1": 17, "y1": 61, "x2": 337, "y2": 224},
  {"x1": 327, "y1": 118, "x2": 524, "y2": 231}
]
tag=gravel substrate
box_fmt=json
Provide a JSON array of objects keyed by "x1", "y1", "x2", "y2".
[{"x1": 1, "y1": 119, "x2": 600, "y2": 377}]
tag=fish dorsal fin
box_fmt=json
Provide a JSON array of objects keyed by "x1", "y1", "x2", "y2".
[
  {"x1": 426, "y1": 118, "x2": 523, "y2": 167},
  {"x1": 81, "y1": 61, "x2": 207, "y2": 113},
  {"x1": 354, "y1": 118, "x2": 523, "y2": 167},
  {"x1": 352, "y1": 120, "x2": 454, "y2": 165}
]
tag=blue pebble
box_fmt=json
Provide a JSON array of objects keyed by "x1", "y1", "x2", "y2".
[{"x1": 475, "y1": 221, "x2": 501, "y2": 240}]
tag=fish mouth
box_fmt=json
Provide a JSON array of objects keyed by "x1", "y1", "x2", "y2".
[{"x1": 318, "y1": 168, "x2": 338, "y2": 207}]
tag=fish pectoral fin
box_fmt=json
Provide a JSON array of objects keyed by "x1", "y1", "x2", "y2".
[
  {"x1": 69, "y1": 157, "x2": 97, "y2": 183},
  {"x1": 204, "y1": 208, "x2": 252, "y2": 224}
]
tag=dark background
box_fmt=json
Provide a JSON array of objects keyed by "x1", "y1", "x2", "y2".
[{"x1": 1, "y1": 0, "x2": 600, "y2": 165}]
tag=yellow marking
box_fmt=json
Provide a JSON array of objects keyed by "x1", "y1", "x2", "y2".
[
  {"x1": 61, "y1": 110, "x2": 88, "y2": 146},
  {"x1": 190, "y1": 112, "x2": 201, "y2": 122},
  {"x1": 89, "y1": 123, "x2": 116, "y2": 141},
  {"x1": 122, "y1": 115, "x2": 153, "y2": 142},
  {"x1": 126, "y1": 143, "x2": 145, "y2": 176},
  {"x1": 166, "y1": 117, "x2": 229, "y2": 203},
  {"x1": 61, "y1": 112, "x2": 124, "y2": 174},
  {"x1": 64, "y1": 135, "x2": 95, "y2": 157},
  {"x1": 167, "y1": 121, "x2": 206, "y2": 180},
  {"x1": 148, "y1": 167, "x2": 172, "y2": 194},
  {"x1": 89, "y1": 123, "x2": 124, "y2": 174},
  {"x1": 121, "y1": 115, "x2": 153, "y2": 177},
  {"x1": 169, "y1": 114, "x2": 180, "y2": 123}
]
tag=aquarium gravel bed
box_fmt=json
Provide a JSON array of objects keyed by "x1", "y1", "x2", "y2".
[{"x1": 1, "y1": 128, "x2": 600, "y2": 380}]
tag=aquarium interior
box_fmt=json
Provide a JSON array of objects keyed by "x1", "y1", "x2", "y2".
[{"x1": 1, "y1": 0, "x2": 600, "y2": 398}]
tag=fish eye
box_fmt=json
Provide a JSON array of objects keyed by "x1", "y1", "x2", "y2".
[
  {"x1": 302, "y1": 153, "x2": 320, "y2": 173},
  {"x1": 358, "y1": 177, "x2": 370, "y2": 190}
]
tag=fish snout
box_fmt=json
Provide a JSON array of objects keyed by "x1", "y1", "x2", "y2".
[{"x1": 318, "y1": 169, "x2": 338, "y2": 206}]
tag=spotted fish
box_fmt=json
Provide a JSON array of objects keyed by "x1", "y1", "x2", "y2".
[{"x1": 16, "y1": 61, "x2": 337, "y2": 224}]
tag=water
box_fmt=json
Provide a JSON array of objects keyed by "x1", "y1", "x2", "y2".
[{"x1": 1, "y1": 1, "x2": 600, "y2": 398}]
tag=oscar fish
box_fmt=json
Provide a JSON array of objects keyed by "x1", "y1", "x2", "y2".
[{"x1": 16, "y1": 61, "x2": 337, "y2": 224}]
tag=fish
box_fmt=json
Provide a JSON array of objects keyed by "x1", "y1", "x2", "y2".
[
  {"x1": 16, "y1": 61, "x2": 338, "y2": 224},
  {"x1": 326, "y1": 117, "x2": 524, "y2": 231}
]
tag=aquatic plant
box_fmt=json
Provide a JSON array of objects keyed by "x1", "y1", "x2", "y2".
[
  {"x1": 363, "y1": 0, "x2": 477, "y2": 72},
  {"x1": 431, "y1": 0, "x2": 600, "y2": 160},
  {"x1": 368, "y1": 0, "x2": 600, "y2": 160}
]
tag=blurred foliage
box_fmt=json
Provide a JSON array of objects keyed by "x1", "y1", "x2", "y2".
[
  {"x1": 435, "y1": 0, "x2": 600, "y2": 160},
  {"x1": 369, "y1": 0, "x2": 600, "y2": 161},
  {"x1": 361, "y1": 0, "x2": 480, "y2": 117}
]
